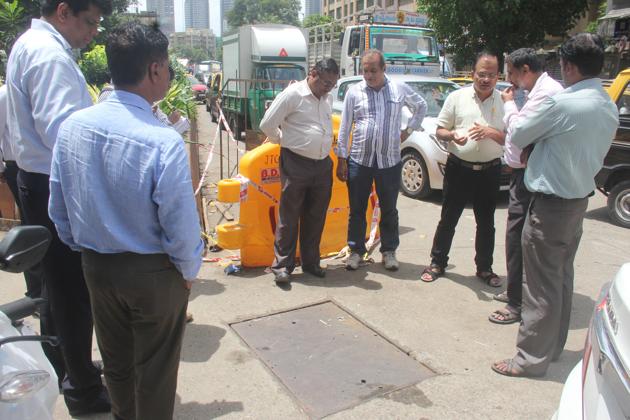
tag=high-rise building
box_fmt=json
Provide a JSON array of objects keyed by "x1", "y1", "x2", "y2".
[
  {"x1": 146, "y1": 0, "x2": 175, "y2": 34},
  {"x1": 304, "y1": 0, "x2": 322, "y2": 17},
  {"x1": 322, "y1": 0, "x2": 416, "y2": 23},
  {"x1": 185, "y1": 0, "x2": 209, "y2": 29},
  {"x1": 221, "y1": 0, "x2": 234, "y2": 34}
]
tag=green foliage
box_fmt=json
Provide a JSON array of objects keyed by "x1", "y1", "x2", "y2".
[
  {"x1": 227, "y1": 0, "x2": 301, "y2": 28},
  {"x1": 586, "y1": 1, "x2": 606, "y2": 33},
  {"x1": 419, "y1": 0, "x2": 590, "y2": 67},
  {"x1": 0, "y1": 0, "x2": 26, "y2": 51},
  {"x1": 160, "y1": 57, "x2": 197, "y2": 119},
  {"x1": 171, "y1": 46, "x2": 210, "y2": 64},
  {"x1": 79, "y1": 44, "x2": 110, "y2": 85},
  {"x1": 302, "y1": 14, "x2": 333, "y2": 28}
]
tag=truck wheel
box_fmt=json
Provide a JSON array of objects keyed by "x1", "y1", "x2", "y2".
[
  {"x1": 607, "y1": 180, "x2": 630, "y2": 229},
  {"x1": 401, "y1": 151, "x2": 431, "y2": 199}
]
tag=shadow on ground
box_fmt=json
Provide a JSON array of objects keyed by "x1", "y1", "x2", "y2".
[
  {"x1": 181, "y1": 324, "x2": 226, "y2": 363},
  {"x1": 174, "y1": 394, "x2": 244, "y2": 419}
]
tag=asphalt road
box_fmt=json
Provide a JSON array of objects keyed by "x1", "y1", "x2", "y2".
[{"x1": 1, "y1": 105, "x2": 628, "y2": 419}]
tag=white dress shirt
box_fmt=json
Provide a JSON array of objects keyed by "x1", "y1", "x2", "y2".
[
  {"x1": 503, "y1": 72, "x2": 564, "y2": 168},
  {"x1": 259, "y1": 79, "x2": 333, "y2": 160},
  {"x1": 6, "y1": 19, "x2": 93, "y2": 175},
  {"x1": 437, "y1": 86, "x2": 505, "y2": 163},
  {"x1": 0, "y1": 85, "x2": 8, "y2": 172}
]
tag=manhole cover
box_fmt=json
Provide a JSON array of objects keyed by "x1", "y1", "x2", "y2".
[{"x1": 231, "y1": 301, "x2": 434, "y2": 418}]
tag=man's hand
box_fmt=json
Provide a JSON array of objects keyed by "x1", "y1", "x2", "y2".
[
  {"x1": 520, "y1": 144, "x2": 533, "y2": 165},
  {"x1": 468, "y1": 122, "x2": 492, "y2": 142},
  {"x1": 451, "y1": 130, "x2": 468, "y2": 146},
  {"x1": 185, "y1": 280, "x2": 192, "y2": 290},
  {"x1": 336, "y1": 158, "x2": 348, "y2": 182},
  {"x1": 501, "y1": 85, "x2": 515, "y2": 103},
  {"x1": 0, "y1": 172, "x2": 5, "y2": 184},
  {"x1": 400, "y1": 129, "x2": 411, "y2": 142},
  {"x1": 168, "y1": 110, "x2": 182, "y2": 124}
]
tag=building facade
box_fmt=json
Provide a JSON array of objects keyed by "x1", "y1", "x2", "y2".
[
  {"x1": 146, "y1": 0, "x2": 175, "y2": 34},
  {"x1": 305, "y1": 0, "x2": 322, "y2": 17},
  {"x1": 221, "y1": 0, "x2": 234, "y2": 34},
  {"x1": 185, "y1": 0, "x2": 210, "y2": 30},
  {"x1": 322, "y1": 0, "x2": 416, "y2": 23},
  {"x1": 169, "y1": 29, "x2": 217, "y2": 57}
]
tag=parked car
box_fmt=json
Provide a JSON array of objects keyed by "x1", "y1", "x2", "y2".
[
  {"x1": 187, "y1": 75, "x2": 207, "y2": 103},
  {"x1": 331, "y1": 75, "x2": 510, "y2": 199},
  {"x1": 553, "y1": 263, "x2": 630, "y2": 420},
  {"x1": 596, "y1": 68, "x2": 630, "y2": 229}
]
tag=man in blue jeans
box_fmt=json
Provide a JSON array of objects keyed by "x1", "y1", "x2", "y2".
[{"x1": 336, "y1": 50, "x2": 427, "y2": 270}]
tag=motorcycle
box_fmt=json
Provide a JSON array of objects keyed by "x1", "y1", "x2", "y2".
[{"x1": 0, "y1": 226, "x2": 57, "y2": 420}]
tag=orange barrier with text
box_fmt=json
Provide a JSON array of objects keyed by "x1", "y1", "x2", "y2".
[{"x1": 216, "y1": 143, "x2": 377, "y2": 267}]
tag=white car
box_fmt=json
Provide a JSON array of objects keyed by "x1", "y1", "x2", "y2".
[
  {"x1": 331, "y1": 74, "x2": 509, "y2": 199},
  {"x1": 553, "y1": 263, "x2": 630, "y2": 420}
]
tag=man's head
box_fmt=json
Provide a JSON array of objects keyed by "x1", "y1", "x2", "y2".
[
  {"x1": 361, "y1": 49, "x2": 386, "y2": 90},
  {"x1": 106, "y1": 22, "x2": 170, "y2": 103},
  {"x1": 506, "y1": 48, "x2": 543, "y2": 91},
  {"x1": 41, "y1": 0, "x2": 112, "y2": 49},
  {"x1": 308, "y1": 58, "x2": 339, "y2": 98},
  {"x1": 559, "y1": 33, "x2": 605, "y2": 86},
  {"x1": 472, "y1": 51, "x2": 499, "y2": 99}
]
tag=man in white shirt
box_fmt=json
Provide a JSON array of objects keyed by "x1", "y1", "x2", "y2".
[
  {"x1": 259, "y1": 59, "x2": 339, "y2": 285},
  {"x1": 5, "y1": 0, "x2": 112, "y2": 415},
  {"x1": 489, "y1": 49, "x2": 563, "y2": 325},
  {"x1": 0, "y1": 85, "x2": 44, "y2": 301},
  {"x1": 420, "y1": 51, "x2": 506, "y2": 285}
]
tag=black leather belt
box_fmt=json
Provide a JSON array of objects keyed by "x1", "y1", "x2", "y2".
[
  {"x1": 448, "y1": 154, "x2": 501, "y2": 171},
  {"x1": 534, "y1": 191, "x2": 594, "y2": 200}
]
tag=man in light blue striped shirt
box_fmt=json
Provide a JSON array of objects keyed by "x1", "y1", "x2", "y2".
[
  {"x1": 492, "y1": 33, "x2": 618, "y2": 378},
  {"x1": 336, "y1": 50, "x2": 427, "y2": 270}
]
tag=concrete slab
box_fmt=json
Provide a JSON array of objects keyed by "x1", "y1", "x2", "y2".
[{"x1": 231, "y1": 301, "x2": 434, "y2": 418}]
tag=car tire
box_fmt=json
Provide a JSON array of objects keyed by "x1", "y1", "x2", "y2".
[
  {"x1": 400, "y1": 151, "x2": 432, "y2": 199},
  {"x1": 607, "y1": 179, "x2": 630, "y2": 229}
]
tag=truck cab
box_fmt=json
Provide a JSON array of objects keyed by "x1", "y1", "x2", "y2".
[{"x1": 598, "y1": 68, "x2": 630, "y2": 228}]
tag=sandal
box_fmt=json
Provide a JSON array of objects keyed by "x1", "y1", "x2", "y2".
[
  {"x1": 493, "y1": 291, "x2": 509, "y2": 303},
  {"x1": 488, "y1": 308, "x2": 521, "y2": 325},
  {"x1": 420, "y1": 264, "x2": 444, "y2": 283},
  {"x1": 491, "y1": 358, "x2": 543, "y2": 378},
  {"x1": 476, "y1": 271, "x2": 502, "y2": 287}
]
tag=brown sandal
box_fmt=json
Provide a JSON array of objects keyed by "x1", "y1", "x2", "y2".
[{"x1": 488, "y1": 308, "x2": 521, "y2": 324}]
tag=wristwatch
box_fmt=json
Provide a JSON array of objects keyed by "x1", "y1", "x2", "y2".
[{"x1": 405, "y1": 127, "x2": 415, "y2": 135}]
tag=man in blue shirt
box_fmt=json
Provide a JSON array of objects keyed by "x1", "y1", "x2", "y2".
[
  {"x1": 49, "y1": 23, "x2": 203, "y2": 419},
  {"x1": 492, "y1": 33, "x2": 618, "y2": 377},
  {"x1": 5, "y1": 0, "x2": 112, "y2": 415}
]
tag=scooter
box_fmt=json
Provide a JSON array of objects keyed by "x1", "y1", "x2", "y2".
[{"x1": 0, "y1": 226, "x2": 57, "y2": 420}]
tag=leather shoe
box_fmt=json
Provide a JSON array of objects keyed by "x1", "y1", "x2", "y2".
[
  {"x1": 302, "y1": 265, "x2": 326, "y2": 278},
  {"x1": 274, "y1": 271, "x2": 290, "y2": 283},
  {"x1": 67, "y1": 390, "x2": 111, "y2": 417}
]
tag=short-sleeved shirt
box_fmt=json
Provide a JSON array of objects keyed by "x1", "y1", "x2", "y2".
[{"x1": 437, "y1": 86, "x2": 505, "y2": 163}]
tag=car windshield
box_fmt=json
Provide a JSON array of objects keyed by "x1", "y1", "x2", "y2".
[
  {"x1": 369, "y1": 27, "x2": 438, "y2": 62},
  {"x1": 406, "y1": 81, "x2": 459, "y2": 117}
]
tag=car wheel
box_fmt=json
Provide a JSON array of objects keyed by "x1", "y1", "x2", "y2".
[
  {"x1": 401, "y1": 151, "x2": 431, "y2": 199},
  {"x1": 607, "y1": 179, "x2": 630, "y2": 228}
]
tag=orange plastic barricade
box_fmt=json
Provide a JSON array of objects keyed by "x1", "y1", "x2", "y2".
[{"x1": 216, "y1": 143, "x2": 377, "y2": 267}]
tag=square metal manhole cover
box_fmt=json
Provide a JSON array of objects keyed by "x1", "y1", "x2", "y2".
[{"x1": 231, "y1": 301, "x2": 434, "y2": 418}]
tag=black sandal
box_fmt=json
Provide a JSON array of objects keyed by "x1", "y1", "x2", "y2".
[
  {"x1": 420, "y1": 264, "x2": 444, "y2": 283},
  {"x1": 477, "y1": 271, "x2": 502, "y2": 287}
]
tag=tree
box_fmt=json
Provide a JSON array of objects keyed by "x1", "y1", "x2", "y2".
[
  {"x1": 418, "y1": 0, "x2": 590, "y2": 67},
  {"x1": 227, "y1": 0, "x2": 300, "y2": 28},
  {"x1": 0, "y1": 0, "x2": 26, "y2": 51},
  {"x1": 79, "y1": 44, "x2": 109, "y2": 85},
  {"x1": 302, "y1": 14, "x2": 333, "y2": 28}
]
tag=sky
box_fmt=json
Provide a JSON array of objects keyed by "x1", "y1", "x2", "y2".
[{"x1": 131, "y1": 0, "x2": 306, "y2": 36}]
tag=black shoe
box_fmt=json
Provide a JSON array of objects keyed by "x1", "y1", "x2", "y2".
[
  {"x1": 67, "y1": 392, "x2": 111, "y2": 417},
  {"x1": 274, "y1": 271, "x2": 290, "y2": 284},
  {"x1": 302, "y1": 265, "x2": 326, "y2": 278}
]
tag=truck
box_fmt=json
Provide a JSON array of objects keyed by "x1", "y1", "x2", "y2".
[
  {"x1": 307, "y1": 10, "x2": 440, "y2": 78},
  {"x1": 597, "y1": 68, "x2": 630, "y2": 228},
  {"x1": 220, "y1": 24, "x2": 308, "y2": 140}
]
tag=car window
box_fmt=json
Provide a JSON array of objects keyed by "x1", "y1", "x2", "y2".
[
  {"x1": 617, "y1": 83, "x2": 630, "y2": 117},
  {"x1": 406, "y1": 81, "x2": 459, "y2": 117},
  {"x1": 338, "y1": 80, "x2": 360, "y2": 102}
]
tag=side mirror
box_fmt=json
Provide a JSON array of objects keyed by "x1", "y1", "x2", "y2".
[{"x1": 0, "y1": 226, "x2": 51, "y2": 273}]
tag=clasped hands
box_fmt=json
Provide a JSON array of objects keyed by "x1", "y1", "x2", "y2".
[{"x1": 450, "y1": 122, "x2": 492, "y2": 146}]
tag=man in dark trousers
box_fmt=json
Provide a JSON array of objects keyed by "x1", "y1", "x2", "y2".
[
  {"x1": 5, "y1": 0, "x2": 112, "y2": 415},
  {"x1": 49, "y1": 22, "x2": 204, "y2": 419},
  {"x1": 259, "y1": 59, "x2": 339, "y2": 285},
  {"x1": 489, "y1": 48, "x2": 563, "y2": 325},
  {"x1": 492, "y1": 33, "x2": 618, "y2": 377}
]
